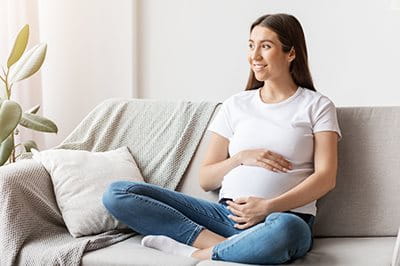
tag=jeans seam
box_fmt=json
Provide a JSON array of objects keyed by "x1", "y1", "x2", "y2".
[
  {"x1": 160, "y1": 192, "x2": 232, "y2": 224},
  {"x1": 134, "y1": 194, "x2": 196, "y2": 225},
  {"x1": 163, "y1": 194, "x2": 236, "y2": 228},
  {"x1": 186, "y1": 225, "x2": 204, "y2": 246},
  {"x1": 125, "y1": 183, "x2": 234, "y2": 228}
]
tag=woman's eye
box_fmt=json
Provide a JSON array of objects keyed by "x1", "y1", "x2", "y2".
[
  {"x1": 248, "y1": 43, "x2": 254, "y2": 49},
  {"x1": 262, "y1": 44, "x2": 271, "y2": 49}
]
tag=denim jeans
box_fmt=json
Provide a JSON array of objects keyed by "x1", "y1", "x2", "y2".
[{"x1": 102, "y1": 181, "x2": 314, "y2": 265}]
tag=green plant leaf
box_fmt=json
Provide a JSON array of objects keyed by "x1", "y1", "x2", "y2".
[
  {"x1": 0, "y1": 134, "x2": 14, "y2": 166},
  {"x1": 21, "y1": 140, "x2": 38, "y2": 152},
  {"x1": 8, "y1": 43, "x2": 47, "y2": 83},
  {"x1": 19, "y1": 112, "x2": 58, "y2": 133},
  {"x1": 0, "y1": 99, "x2": 22, "y2": 143},
  {"x1": 27, "y1": 104, "x2": 40, "y2": 114},
  {"x1": 7, "y1": 24, "x2": 30, "y2": 68}
]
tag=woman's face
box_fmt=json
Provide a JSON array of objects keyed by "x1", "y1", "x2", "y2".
[{"x1": 247, "y1": 25, "x2": 294, "y2": 82}]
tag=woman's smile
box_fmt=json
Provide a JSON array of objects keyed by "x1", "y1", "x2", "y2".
[{"x1": 253, "y1": 63, "x2": 267, "y2": 72}]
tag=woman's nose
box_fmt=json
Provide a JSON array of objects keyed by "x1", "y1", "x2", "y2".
[{"x1": 251, "y1": 48, "x2": 262, "y2": 60}]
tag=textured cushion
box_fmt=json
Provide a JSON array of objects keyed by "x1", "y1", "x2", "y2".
[{"x1": 32, "y1": 146, "x2": 144, "y2": 237}]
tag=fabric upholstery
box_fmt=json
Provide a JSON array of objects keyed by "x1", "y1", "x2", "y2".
[
  {"x1": 82, "y1": 235, "x2": 395, "y2": 266},
  {"x1": 314, "y1": 107, "x2": 400, "y2": 237}
]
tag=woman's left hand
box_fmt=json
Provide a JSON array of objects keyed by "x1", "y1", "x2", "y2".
[{"x1": 226, "y1": 197, "x2": 273, "y2": 229}]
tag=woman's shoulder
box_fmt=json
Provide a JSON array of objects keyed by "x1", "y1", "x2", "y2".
[
  {"x1": 300, "y1": 87, "x2": 337, "y2": 107},
  {"x1": 223, "y1": 89, "x2": 257, "y2": 106}
]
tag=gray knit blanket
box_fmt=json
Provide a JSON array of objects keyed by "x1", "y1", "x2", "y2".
[{"x1": 0, "y1": 98, "x2": 218, "y2": 266}]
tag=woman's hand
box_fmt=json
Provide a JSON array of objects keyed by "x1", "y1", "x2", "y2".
[
  {"x1": 237, "y1": 149, "x2": 293, "y2": 173},
  {"x1": 226, "y1": 197, "x2": 274, "y2": 229}
]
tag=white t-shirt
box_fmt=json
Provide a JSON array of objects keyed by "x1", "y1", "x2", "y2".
[{"x1": 207, "y1": 87, "x2": 342, "y2": 216}]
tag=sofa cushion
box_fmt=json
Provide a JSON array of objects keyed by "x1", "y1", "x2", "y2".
[
  {"x1": 392, "y1": 227, "x2": 400, "y2": 266},
  {"x1": 81, "y1": 236, "x2": 395, "y2": 266},
  {"x1": 314, "y1": 107, "x2": 400, "y2": 237},
  {"x1": 178, "y1": 128, "x2": 220, "y2": 203},
  {"x1": 82, "y1": 235, "x2": 199, "y2": 266},
  {"x1": 32, "y1": 146, "x2": 144, "y2": 237},
  {"x1": 198, "y1": 237, "x2": 395, "y2": 266}
]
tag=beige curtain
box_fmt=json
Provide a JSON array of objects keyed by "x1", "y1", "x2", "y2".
[{"x1": 0, "y1": 0, "x2": 45, "y2": 150}]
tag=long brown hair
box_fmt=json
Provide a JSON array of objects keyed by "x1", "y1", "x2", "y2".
[{"x1": 245, "y1": 13, "x2": 316, "y2": 92}]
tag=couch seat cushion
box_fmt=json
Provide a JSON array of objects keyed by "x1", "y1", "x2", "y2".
[
  {"x1": 82, "y1": 236, "x2": 395, "y2": 266},
  {"x1": 81, "y1": 235, "x2": 199, "y2": 266},
  {"x1": 198, "y1": 237, "x2": 396, "y2": 266}
]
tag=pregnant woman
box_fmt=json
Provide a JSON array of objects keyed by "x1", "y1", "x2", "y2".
[{"x1": 103, "y1": 13, "x2": 342, "y2": 264}]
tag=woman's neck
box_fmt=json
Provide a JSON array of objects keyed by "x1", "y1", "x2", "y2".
[{"x1": 260, "y1": 78, "x2": 298, "y2": 103}]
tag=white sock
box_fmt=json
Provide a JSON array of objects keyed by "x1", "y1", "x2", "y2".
[{"x1": 141, "y1": 235, "x2": 199, "y2": 257}]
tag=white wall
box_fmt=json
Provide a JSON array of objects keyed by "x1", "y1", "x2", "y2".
[
  {"x1": 35, "y1": 0, "x2": 400, "y2": 148},
  {"x1": 138, "y1": 0, "x2": 400, "y2": 106},
  {"x1": 37, "y1": 0, "x2": 137, "y2": 148}
]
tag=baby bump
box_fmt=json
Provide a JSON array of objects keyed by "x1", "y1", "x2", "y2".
[{"x1": 220, "y1": 165, "x2": 313, "y2": 200}]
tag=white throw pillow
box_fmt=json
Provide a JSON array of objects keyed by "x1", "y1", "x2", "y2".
[{"x1": 32, "y1": 146, "x2": 144, "y2": 237}]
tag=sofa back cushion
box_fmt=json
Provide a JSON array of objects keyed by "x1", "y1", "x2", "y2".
[
  {"x1": 178, "y1": 105, "x2": 400, "y2": 237},
  {"x1": 314, "y1": 107, "x2": 400, "y2": 237}
]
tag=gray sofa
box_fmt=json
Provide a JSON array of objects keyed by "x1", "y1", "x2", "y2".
[{"x1": 82, "y1": 105, "x2": 400, "y2": 266}]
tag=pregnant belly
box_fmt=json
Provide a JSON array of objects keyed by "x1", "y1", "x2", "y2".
[{"x1": 220, "y1": 165, "x2": 313, "y2": 200}]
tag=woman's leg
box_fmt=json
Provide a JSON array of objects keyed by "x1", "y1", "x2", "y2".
[
  {"x1": 211, "y1": 212, "x2": 313, "y2": 264},
  {"x1": 102, "y1": 181, "x2": 239, "y2": 247}
]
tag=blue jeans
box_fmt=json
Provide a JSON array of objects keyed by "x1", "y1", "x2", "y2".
[{"x1": 102, "y1": 181, "x2": 314, "y2": 265}]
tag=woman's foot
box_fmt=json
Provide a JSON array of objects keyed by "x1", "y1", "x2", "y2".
[
  {"x1": 191, "y1": 246, "x2": 213, "y2": 260},
  {"x1": 141, "y1": 235, "x2": 198, "y2": 257},
  {"x1": 191, "y1": 233, "x2": 238, "y2": 260}
]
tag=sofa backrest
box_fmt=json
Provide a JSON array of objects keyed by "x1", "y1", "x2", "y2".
[{"x1": 177, "y1": 105, "x2": 400, "y2": 237}]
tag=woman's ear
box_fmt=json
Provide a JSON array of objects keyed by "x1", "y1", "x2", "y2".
[{"x1": 288, "y1": 47, "x2": 296, "y2": 63}]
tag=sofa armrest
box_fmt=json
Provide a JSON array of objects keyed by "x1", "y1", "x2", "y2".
[
  {"x1": 0, "y1": 159, "x2": 59, "y2": 217},
  {"x1": 392, "y1": 226, "x2": 400, "y2": 266}
]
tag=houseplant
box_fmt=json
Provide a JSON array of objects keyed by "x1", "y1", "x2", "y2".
[{"x1": 0, "y1": 24, "x2": 57, "y2": 166}]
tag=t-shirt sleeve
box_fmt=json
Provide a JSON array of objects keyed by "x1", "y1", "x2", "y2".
[
  {"x1": 312, "y1": 96, "x2": 342, "y2": 141},
  {"x1": 207, "y1": 101, "x2": 234, "y2": 139}
]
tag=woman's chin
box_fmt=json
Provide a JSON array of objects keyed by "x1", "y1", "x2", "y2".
[{"x1": 254, "y1": 74, "x2": 268, "y2": 82}]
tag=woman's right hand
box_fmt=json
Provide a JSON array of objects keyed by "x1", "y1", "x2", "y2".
[{"x1": 236, "y1": 149, "x2": 293, "y2": 173}]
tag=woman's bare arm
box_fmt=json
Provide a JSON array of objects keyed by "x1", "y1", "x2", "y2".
[{"x1": 199, "y1": 132, "x2": 241, "y2": 192}]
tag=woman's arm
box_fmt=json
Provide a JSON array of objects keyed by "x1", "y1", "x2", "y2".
[
  {"x1": 199, "y1": 132, "x2": 241, "y2": 192},
  {"x1": 267, "y1": 131, "x2": 339, "y2": 212}
]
